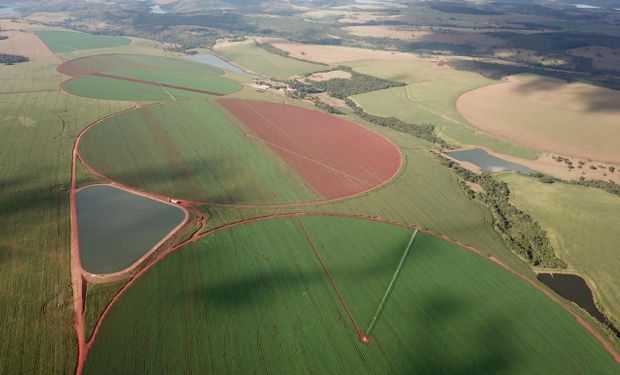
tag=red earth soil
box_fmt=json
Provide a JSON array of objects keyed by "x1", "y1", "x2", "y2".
[{"x1": 218, "y1": 99, "x2": 402, "y2": 200}]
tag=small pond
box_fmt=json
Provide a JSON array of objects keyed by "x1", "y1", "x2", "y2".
[
  {"x1": 76, "y1": 185, "x2": 187, "y2": 274},
  {"x1": 188, "y1": 53, "x2": 253, "y2": 77},
  {"x1": 538, "y1": 273, "x2": 619, "y2": 337},
  {"x1": 446, "y1": 148, "x2": 535, "y2": 174}
]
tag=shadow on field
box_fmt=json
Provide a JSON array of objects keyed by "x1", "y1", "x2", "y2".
[
  {"x1": 510, "y1": 78, "x2": 620, "y2": 113},
  {"x1": 393, "y1": 290, "x2": 519, "y2": 374},
  {"x1": 0, "y1": 173, "x2": 67, "y2": 220},
  {"x1": 182, "y1": 258, "x2": 522, "y2": 373},
  {"x1": 80, "y1": 155, "x2": 257, "y2": 203}
]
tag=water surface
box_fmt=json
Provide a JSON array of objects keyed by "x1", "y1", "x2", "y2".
[
  {"x1": 188, "y1": 53, "x2": 253, "y2": 77},
  {"x1": 538, "y1": 273, "x2": 619, "y2": 336},
  {"x1": 77, "y1": 185, "x2": 186, "y2": 274},
  {"x1": 446, "y1": 148, "x2": 535, "y2": 174}
]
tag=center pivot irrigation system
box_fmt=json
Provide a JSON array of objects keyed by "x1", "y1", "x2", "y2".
[{"x1": 363, "y1": 229, "x2": 419, "y2": 344}]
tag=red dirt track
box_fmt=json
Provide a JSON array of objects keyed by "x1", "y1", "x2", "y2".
[
  {"x1": 91, "y1": 72, "x2": 226, "y2": 96},
  {"x1": 219, "y1": 99, "x2": 402, "y2": 200}
]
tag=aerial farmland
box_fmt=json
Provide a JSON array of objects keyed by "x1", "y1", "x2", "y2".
[{"x1": 1, "y1": 1, "x2": 620, "y2": 374}]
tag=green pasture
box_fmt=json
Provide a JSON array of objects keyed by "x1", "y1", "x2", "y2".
[
  {"x1": 215, "y1": 41, "x2": 324, "y2": 78},
  {"x1": 84, "y1": 216, "x2": 620, "y2": 374},
  {"x1": 36, "y1": 30, "x2": 130, "y2": 53},
  {"x1": 348, "y1": 60, "x2": 538, "y2": 159},
  {"x1": 502, "y1": 173, "x2": 620, "y2": 322},
  {"x1": 78, "y1": 100, "x2": 319, "y2": 204}
]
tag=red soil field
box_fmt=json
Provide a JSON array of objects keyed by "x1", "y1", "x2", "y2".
[{"x1": 218, "y1": 99, "x2": 402, "y2": 200}]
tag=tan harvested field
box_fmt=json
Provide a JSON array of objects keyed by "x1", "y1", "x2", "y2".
[
  {"x1": 569, "y1": 46, "x2": 620, "y2": 71},
  {"x1": 267, "y1": 39, "x2": 420, "y2": 64},
  {"x1": 0, "y1": 30, "x2": 56, "y2": 58},
  {"x1": 307, "y1": 69, "x2": 352, "y2": 81},
  {"x1": 457, "y1": 75, "x2": 620, "y2": 163},
  {"x1": 343, "y1": 26, "x2": 506, "y2": 47}
]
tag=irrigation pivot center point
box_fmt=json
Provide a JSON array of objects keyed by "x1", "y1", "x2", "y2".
[{"x1": 360, "y1": 335, "x2": 372, "y2": 345}]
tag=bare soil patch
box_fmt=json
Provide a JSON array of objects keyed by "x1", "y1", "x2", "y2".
[
  {"x1": 455, "y1": 147, "x2": 620, "y2": 184},
  {"x1": 457, "y1": 75, "x2": 620, "y2": 164},
  {"x1": 218, "y1": 99, "x2": 402, "y2": 200},
  {"x1": 0, "y1": 30, "x2": 55, "y2": 58}
]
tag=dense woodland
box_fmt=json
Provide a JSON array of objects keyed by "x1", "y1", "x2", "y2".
[
  {"x1": 438, "y1": 156, "x2": 566, "y2": 269},
  {"x1": 288, "y1": 66, "x2": 405, "y2": 99},
  {"x1": 0, "y1": 54, "x2": 29, "y2": 65}
]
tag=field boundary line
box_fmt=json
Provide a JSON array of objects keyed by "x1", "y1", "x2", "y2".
[
  {"x1": 296, "y1": 217, "x2": 366, "y2": 342},
  {"x1": 89, "y1": 72, "x2": 226, "y2": 96},
  {"x1": 365, "y1": 229, "x2": 418, "y2": 340},
  {"x1": 75, "y1": 98, "x2": 403, "y2": 208},
  {"x1": 84, "y1": 212, "x2": 620, "y2": 367}
]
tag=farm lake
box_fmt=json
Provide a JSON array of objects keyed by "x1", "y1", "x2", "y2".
[
  {"x1": 538, "y1": 273, "x2": 619, "y2": 336},
  {"x1": 446, "y1": 148, "x2": 535, "y2": 174},
  {"x1": 188, "y1": 53, "x2": 253, "y2": 77},
  {"x1": 76, "y1": 184, "x2": 186, "y2": 274}
]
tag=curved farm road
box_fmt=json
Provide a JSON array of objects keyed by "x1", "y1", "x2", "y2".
[{"x1": 68, "y1": 103, "x2": 620, "y2": 375}]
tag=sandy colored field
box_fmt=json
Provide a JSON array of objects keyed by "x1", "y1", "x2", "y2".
[
  {"x1": 0, "y1": 30, "x2": 55, "y2": 58},
  {"x1": 265, "y1": 39, "x2": 420, "y2": 64},
  {"x1": 569, "y1": 46, "x2": 620, "y2": 71},
  {"x1": 343, "y1": 26, "x2": 506, "y2": 47},
  {"x1": 307, "y1": 69, "x2": 352, "y2": 81},
  {"x1": 505, "y1": 153, "x2": 620, "y2": 184},
  {"x1": 457, "y1": 75, "x2": 620, "y2": 163}
]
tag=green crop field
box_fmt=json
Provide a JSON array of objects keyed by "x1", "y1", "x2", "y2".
[
  {"x1": 60, "y1": 54, "x2": 241, "y2": 101},
  {"x1": 36, "y1": 30, "x2": 130, "y2": 52},
  {"x1": 348, "y1": 60, "x2": 538, "y2": 160},
  {"x1": 63, "y1": 75, "x2": 216, "y2": 101},
  {"x1": 502, "y1": 173, "x2": 620, "y2": 322},
  {"x1": 78, "y1": 100, "x2": 319, "y2": 203},
  {"x1": 215, "y1": 40, "x2": 324, "y2": 79},
  {"x1": 0, "y1": 56, "x2": 131, "y2": 374},
  {"x1": 83, "y1": 216, "x2": 620, "y2": 374}
]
